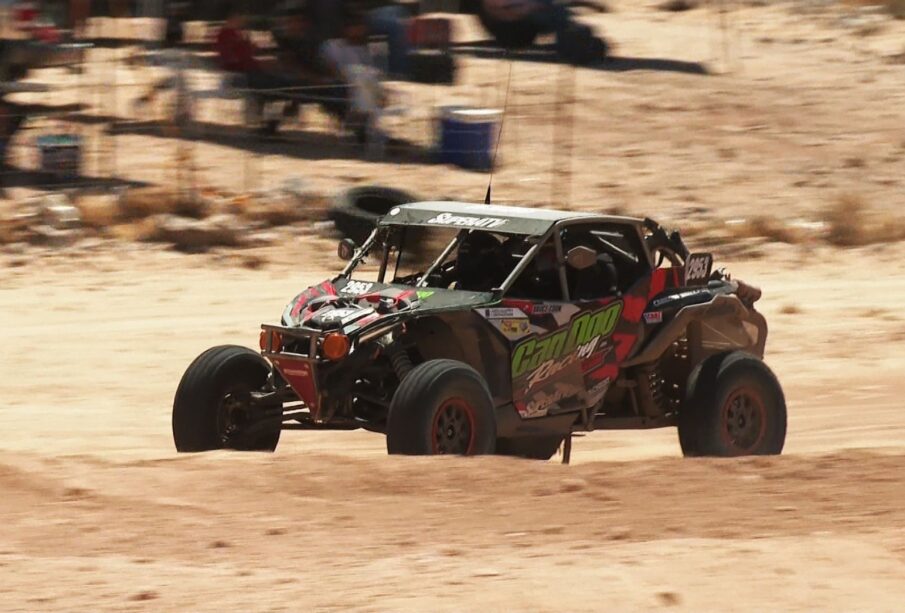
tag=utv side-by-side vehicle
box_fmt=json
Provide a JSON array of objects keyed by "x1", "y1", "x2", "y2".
[{"x1": 173, "y1": 202, "x2": 786, "y2": 460}]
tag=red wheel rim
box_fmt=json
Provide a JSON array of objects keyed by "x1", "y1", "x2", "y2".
[
  {"x1": 431, "y1": 397, "x2": 476, "y2": 455},
  {"x1": 720, "y1": 386, "x2": 767, "y2": 454}
]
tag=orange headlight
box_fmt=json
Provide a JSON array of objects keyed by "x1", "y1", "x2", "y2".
[
  {"x1": 322, "y1": 333, "x2": 350, "y2": 361},
  {"x1": 259, "y1": 330, "x2": 283, "y2": 353}
]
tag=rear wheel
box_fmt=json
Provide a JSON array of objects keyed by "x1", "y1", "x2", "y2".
[
  {"x1": 678, "y1": 351, "x2": 786, "y2": 457},
  {"x1": 173, "y1": 345, "x2": 281, "y2": 452},
  {"x1": 386, "y1": 360, "x2": 496, "y2": 455}
]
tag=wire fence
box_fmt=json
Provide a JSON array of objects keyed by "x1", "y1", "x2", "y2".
[
  {"x1": 1, "y1": 39, "x2": 554, "y2": 203},
  {"x1": 3, "y1": 14, "x2": 901, "y2": 218}
]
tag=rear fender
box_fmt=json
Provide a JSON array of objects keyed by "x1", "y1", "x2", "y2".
[{"x1": 623, "y1": 293, "x2": 767, "y2": 368}]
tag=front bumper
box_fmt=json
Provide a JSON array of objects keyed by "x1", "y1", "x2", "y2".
[{"x1": 260, "y1": 324, "x2": 326, "y2": 417}]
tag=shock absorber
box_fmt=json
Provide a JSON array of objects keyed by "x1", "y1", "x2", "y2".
[
  {"x1": 386, "y1": 342, "x2": 413, "y2": 381},
  {"x1": 634, "y1": 365, "x2": 666, "y2": 418}
]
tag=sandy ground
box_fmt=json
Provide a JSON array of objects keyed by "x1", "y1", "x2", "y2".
[
  {"x1": 2, "y1": 243, "x2": 905, "y2": 612},
  {"x1": 3, "y1": 1, "x2": 905, "y2": 611}
]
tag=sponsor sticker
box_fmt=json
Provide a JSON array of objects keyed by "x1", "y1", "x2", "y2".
[
  {"x1": 481, "y1": 307, "x2": 527, "y2": 319},
  {"x1": 643, "y1": 311, "x2": 663, "y2": 324},
  {"x1": 500, "y1": 318, "x2": 530, "y2": 336},
  {"x1": 531, "y1": 303, "x2": 563, "y2": 315},
  {"x1": 416, "y1": 290, "x2": 435, "y2": 301},
  {"x1": 427, "y1": 212, "x2": 508, "y2": 229}
]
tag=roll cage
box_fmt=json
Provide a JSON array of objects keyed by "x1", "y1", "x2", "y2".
[{"x1": 339, "y1": 211, "x2": 684, "y2": 302}]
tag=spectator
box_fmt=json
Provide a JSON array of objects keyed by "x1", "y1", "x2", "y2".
[
  {"x1": 215, "y1": 2, "x2": 302, "y2": 130},
  {"x1": 273, "y1": 9, "x2": 350, "y2": 121},
  {"x1": 365, "y1": 2, "x2": 411, "y2": 78}
]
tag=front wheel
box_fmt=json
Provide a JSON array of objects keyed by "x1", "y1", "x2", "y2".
[
  {"x1": 678, "y1": 352, "x2": 786, "y2": 457},
  {"x1": 386, "y1": 359, "x2": 496, "y2": 455},
  {"x1": 172, "y1": 345, "x2": 281, "y2": 452}
]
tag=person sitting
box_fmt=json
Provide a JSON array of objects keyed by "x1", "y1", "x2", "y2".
[
  {"x1": 318, "y1": 4, "x2": 389, "y2": 142},
  {"x1": 455, "y1": 232, "x2": 506, "y2": 292},
  {"x1": 273, "y1": 9, "x2": 351, "y2": 122},
  {"x1": 215, "y1": 3, "x2": 302, "y2": 131}
]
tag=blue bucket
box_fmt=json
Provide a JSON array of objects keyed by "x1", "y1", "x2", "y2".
[{"x1": 438, "y1": 107, "x2": 501, "y2": 171}]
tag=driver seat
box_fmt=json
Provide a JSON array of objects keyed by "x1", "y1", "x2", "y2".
[{"x1": 571, "y1": 253, "x2": 619, "y2": 299}]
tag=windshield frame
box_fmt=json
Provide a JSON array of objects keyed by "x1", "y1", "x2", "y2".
[{"x1": 339, "y1": 223, "x2": 560, "y2": 294}]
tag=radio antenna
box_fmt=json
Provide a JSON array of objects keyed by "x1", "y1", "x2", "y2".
[{"x1": 484, "y1": 51, "x2": 514, "y2": 205}]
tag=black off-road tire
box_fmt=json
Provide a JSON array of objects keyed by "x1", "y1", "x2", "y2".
[
  {"x1": 173, "y1": 345, "x2": 281, "y2": 453},
  {"x1": 327, "y1": 185, "x2": 419, "y2": 245},
  {"x1": 496, "y1": 436, "x2": 564, "y2": 460},
  {"x1": 678, "y1": 351, "x2": 786, "y2": 457},
  {"x1": 386, "y1": 359, "x2": 496, "y2": 455}
]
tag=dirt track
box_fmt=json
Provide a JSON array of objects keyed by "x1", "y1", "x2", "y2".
[
  {"x1": 2, "y1": 245, "x2": 905, "y2": 611},
  {"x1": 4, "y1": 1, "x2": 905, "y2": 610}
]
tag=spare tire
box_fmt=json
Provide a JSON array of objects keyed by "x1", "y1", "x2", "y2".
[{"x1": 328, "y1": 185, "x2": 419, "y2": 245}]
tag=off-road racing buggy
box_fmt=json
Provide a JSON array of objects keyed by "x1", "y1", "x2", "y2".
[{"x1": 173, "y1": 202, "x2": 786, "y2": 460}]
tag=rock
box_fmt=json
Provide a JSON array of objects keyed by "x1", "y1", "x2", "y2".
[
  {"x1": 139, "y1": 214, "x2": 246, "y2": 252},
  {"x1": 559, "y1": 478, "x2": 588, "y2": 493}
]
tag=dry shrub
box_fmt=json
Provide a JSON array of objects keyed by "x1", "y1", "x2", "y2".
[
  {"x1": 780, "y1": 304, "x2": 803, "y2": 315},
  {"x1": 0, "y1": 221, "x2": 17, "y2": 245},
  {"x1": 824, "y1": 193, "x2": 905, "y2": 246},
  {"x1": 232, "y1": 192, "x2": 331, "y2": 227},
  {"x1": 825, "y1": 193, "x2": 867, "y2": 246},
  {"x1": 73, "y1": 194, "x2": 121, "y2": 228},
  {"x1": 727, "y1": 216, "x2": 804, "y2": 244},
  {"x1": 658, "y1": 0, "x2": 698, "y2": 11},
  {"x1": 109, "y1": 221, "x2": 149, "y2": 242},
  {"x1": 889, "y1": 0, "x2": 905, "y2": 19},
  {"x1": 855, "y1": 21, "x2": 885, "y2": 36},
  {"x1": 118, "y1": 187, "x2": 208, "y2": 221}
]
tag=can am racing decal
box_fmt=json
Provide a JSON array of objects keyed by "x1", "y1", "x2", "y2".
[
  {"x1": 427, "y1": 212, "x2": 508, "y2": 229},
  {"x1": 524, "y1": 382, "x2": 582, "y2": 418},
  {"x1": 511, "y1": 301, "x2": 623, "y2": 380}
]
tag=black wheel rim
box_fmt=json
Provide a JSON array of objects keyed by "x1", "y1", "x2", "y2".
[
  {"x1": 721, "y1": 387, "x2": 766, "y2": 454},
  {"x1": 431, "y1": 398, "x2": 476, "y2": 455},
  {"x1": 218, "y1": 387, "x2": 251, "y2": 445}
]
